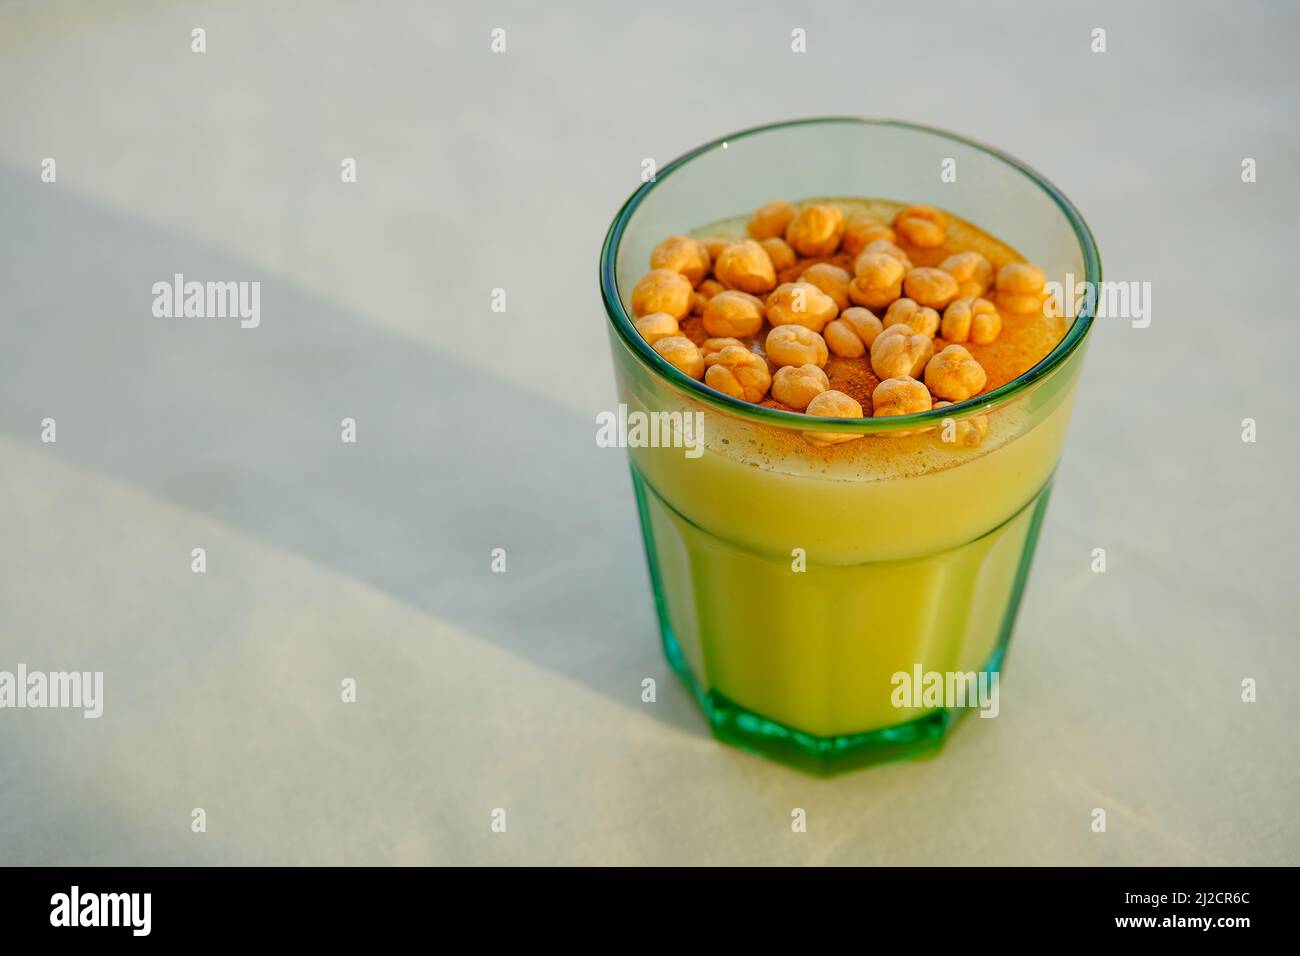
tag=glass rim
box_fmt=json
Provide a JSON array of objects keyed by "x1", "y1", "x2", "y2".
[{"x1": 598, "y1": 116, "x2": 1102, "y2": 433}]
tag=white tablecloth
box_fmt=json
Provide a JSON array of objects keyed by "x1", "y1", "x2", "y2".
[{"x1": 1, "y1": 0, "x2": 1297, "y2": 865}]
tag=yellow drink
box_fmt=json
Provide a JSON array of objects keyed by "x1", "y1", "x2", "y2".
[{"x1": 629, "y1": 381, "x2": 1076, "y2": 739}]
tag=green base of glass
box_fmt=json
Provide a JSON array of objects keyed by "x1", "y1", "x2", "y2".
[
  {"x1": 660, "y1": 620, "x2": 1008, "y2": 776},
  {"x1": 633, "y1": 468, "x2": 1052, "y2": 776}
]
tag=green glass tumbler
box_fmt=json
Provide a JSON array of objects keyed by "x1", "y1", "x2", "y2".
[{"x1": 600, "y1": 119, "x2": 1100, "y2": 774}]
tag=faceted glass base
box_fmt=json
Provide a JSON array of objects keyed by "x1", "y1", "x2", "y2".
[
  {"x1": 664, "y1": 622, "x2": 1009, "y2": 775},
  {"x1": 633, "y1": 466, "x2": 1051, "y2": 776}
]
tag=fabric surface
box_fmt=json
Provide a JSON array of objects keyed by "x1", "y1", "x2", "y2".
[{"x1": 1, "y1": 0, "x2": 1297, "y2": 865}]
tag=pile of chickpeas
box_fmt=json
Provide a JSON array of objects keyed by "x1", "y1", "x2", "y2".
[{"x1": 628, "y1": 199, "x2": 1050, "y2": 447}]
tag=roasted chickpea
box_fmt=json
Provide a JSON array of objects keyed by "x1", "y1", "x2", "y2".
[
  {"x1": 800, "y1": 262, "x2": 852, "y2": 313},
  {"x1": 747, "y1": 199, "x2": 796, "y2": 240},
  {"x1": 841, "y1": 306, "x2": 884, "y2": 347},
  {"x1": 893, "y1": 204, "x2": 949, "y2": 248},
  {"x1": 704, "y1": 345, "x2": 772, "y2": 403},
  {"x1": 823, "y1": 319, "x2": 866, "y2": 357},
  {"x1": 714, "y1": 239, "x2": 777, "y2": 294},
  {"x1": 650, "y1": 235, "x2": 711, "y2": 286},
  {"x1": 785, "y1": 203, "x2": 845, "y2": 257},
  {"x1": 869, "y1": 324, "x2": 934, "y2": 380},
  {"x1": 939, "y1": 251, "x2": 994, "y2": 299},
  {"x1": 633, "y1": 312, "x2": 679, "y2": 345},
  {"x1": 856, "y1": 239, "x2": 912, "y2": 272},
  {"x1": 924, "y1": 344, "x2": 987, "y2": 402},
  {"x1": 883, "y1": 298, "x2": 940, "y2": 338},
  {"x1": 940, "y1": 297, "x2": 1002, "y2": 345},
  {"x1": 651, "y1": 335, "x2": 705, "y2": 379},
  {"x1": 842, "y1": 216, "x2": 897, "y2": 257},
  {"x1": 701, "y1": 336, "x2": 746, "y2": 359},
  {"x1": 771, "y1": 363, "x2": 830, "y2": 410},
  {"x1": 848, "y1": 252, "x2": 906, "y2": 310},
  {"x1": 765, "y1": 281, "x2": 838, "y2": 332},
  {"x1": 872, "y1": 376, "x2": 933, "y2": 418},
  {"x1": 802, "y1": 389, "x2": 864, "y2": 447},
  {"x1": 631, "y1": 268, "x2": 693, "y2": 320},
  {"x1": 700, "y1": 236, "x2": 733, "y2": 261},
  {"x1": 933, "y1": 401, "x2": 990, "y2": 447},
  {"x1": 765, "y1": 324, "x2": 829, "y2": 368},
  {"x1": 995, "y1": 262, "x2": 1049, "y2": 314},
  {"x1": 871, "y1": 376, "x2": 933, "y2": 436},
  {"x1": 760, "y1": 237, "x2": 797, "y2": 272},
  {"x1": 996, "y1": 261, "x2": 1048, "y2": 294},
  {"x1": 854, "y1": 252, "x2": 906, "y2": 285},
  {"x1": 903, "y1": 267, "x2": 960, "y2": 310},
  {"x1": 690, "y1": 278, "x2": 725, "y2": 315},
  {"x1": 702, "y1": 289, "x2": 765, "y2": 338}
]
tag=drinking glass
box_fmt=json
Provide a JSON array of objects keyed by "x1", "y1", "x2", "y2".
[{"x1": 599, "y1": 118, "x2": 1100, "y2": 774}]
